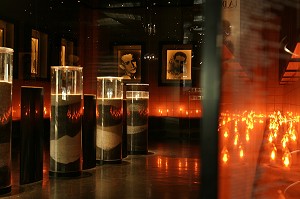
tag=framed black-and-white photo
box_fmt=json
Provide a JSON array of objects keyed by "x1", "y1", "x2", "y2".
[
  {"x1": 114, "y1": 45, "x2": 142, "y2": 83},
  {"x1": 31, "y1": 37, "x2": 39, "y2": 77},
  {"x1": 161, "y1": 44, "x2": 192, "y2": 85},
  {"x1": 0, "y1": 28, "x2": 4, "y2": 47}
]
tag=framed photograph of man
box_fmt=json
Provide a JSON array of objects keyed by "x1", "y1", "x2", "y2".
[
  {"x1": 114, "y1": 45, "x2": 142, "y2": 83},
  {"x1": 0, "y1": 28, "x2": 4, "y2": 47},
  {"x1": 31, "y1": 37, "x2": 39, "y2": 77},
  {"x1": 161, "y1": 44, "x2": 192, "y2": 85}
]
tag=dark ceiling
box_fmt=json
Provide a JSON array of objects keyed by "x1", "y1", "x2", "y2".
[{"x1": 80, "y1": 0, "x2": 197, "y2": 9}]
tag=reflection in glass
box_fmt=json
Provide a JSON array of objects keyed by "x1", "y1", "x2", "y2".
[
  {"x1": 0, "y1": 47, "x2": 13, "y2": 194},
  {"x1": 31, "y1": 37, "x2": 39, "y2": 76}
]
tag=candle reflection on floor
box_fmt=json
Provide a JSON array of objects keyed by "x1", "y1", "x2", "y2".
[{"x1": 7, "y1": 137, "x2": 201, "y2": 199}]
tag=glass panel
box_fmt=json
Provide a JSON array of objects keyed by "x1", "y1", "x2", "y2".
[
  {"x1": 0, "y1": 0, "x2": 206, "y2": 196},
  {"x1": 219, "y1": 0, "x2": 300, "y2": 198}
]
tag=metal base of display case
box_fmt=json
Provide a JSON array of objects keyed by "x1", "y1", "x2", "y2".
[
  {"x1": 128, "y1": 151, "x2": 148, "y2": 155},
  {"x1": 96, "y1": 159, "x2": 122, "y2": 165},
  {"x1": 0, "y1": 186, "x2": 11, "y2": 195},
  {"x1": 49, "y1": 171, "x2": 82, "y2": 178}
]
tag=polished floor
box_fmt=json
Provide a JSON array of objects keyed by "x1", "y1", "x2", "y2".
[{"x1": 1, "y1": 137, "x2": 201, "y2": 199}]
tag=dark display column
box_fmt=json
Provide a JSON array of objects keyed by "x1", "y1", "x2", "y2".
[
  {"x1": 82, "y1": 94, "x2": 96, "y2": 170},
  {"x1": 20, "y1": 86, "x2": 44, "y2": 185}
]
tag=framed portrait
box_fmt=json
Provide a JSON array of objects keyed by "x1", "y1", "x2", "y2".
[
  {"x1": 31, "y1": 37, "x2": 39, "y2": 77},
  {"x1": 61, "y1": 45, "x2": 66, "y2": 66},
  {"x1": 114, "y1": 45, "x2": 142, "y2": 82},
  {"x1": 161, "y1": 44, "x2": 193, "y2": 86},
  {"x1": 0, "y1": 28, "x2": 4, "y2": 47}
]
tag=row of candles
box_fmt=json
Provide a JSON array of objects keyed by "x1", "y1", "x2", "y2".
[
  {"x1": 12, "y1": 105, "x2": 202, "y2": 119},
  {"x1": 157, "y1": 108, "x2": 202, "y2": 117},
  {"x1": 219, "y1": 110, "x2": 300, "y2": 169}
]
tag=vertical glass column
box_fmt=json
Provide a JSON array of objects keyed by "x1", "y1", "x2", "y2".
[
  {"x1": 0, "y1": 47, "x2": 13, "y2": 195},
  {"x1": 126, "y1": 84, "x2": 149, "y2": 155},
  {"x1": 96, "y1": 77, "x2": 123, "y2": 164},
  {"x1": 50, "y1": 66, "x2": 83, "y2": 177}
]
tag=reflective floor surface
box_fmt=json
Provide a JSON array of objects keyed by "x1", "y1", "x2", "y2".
[{"x1": 1, "y1": 138, "x2": 201, "y2": 199}]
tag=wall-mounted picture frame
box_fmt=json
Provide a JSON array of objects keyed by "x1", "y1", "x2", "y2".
[
  {"x1": 160, "y1": 44, "x2": 193, "y2": 86},
  {"x1": 61, "y1": 45, "x2": 66, "y2": 66},
  {"x1": 114, "y1": 45, "x2": 142, "y2": 83},
  {"x1": 0, "y1": 28, "x2": 4, "y2": 47},
  {"x1": 31, "y1": 37, "x2": 39, "y2": 77}
]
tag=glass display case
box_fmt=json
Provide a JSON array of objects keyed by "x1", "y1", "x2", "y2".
[{"x1": 1, "y1": 0, "x2": 300, "y2": 198}]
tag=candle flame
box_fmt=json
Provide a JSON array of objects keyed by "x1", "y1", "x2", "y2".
[
  {"x1": 221, "y1": 147, "x2": 229, "y2": 164},
  {"x1": 282, "y1": 150, "x2": 291, "y2": 167}
]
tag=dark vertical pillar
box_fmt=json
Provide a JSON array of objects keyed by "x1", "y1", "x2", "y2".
[
  {"x1": 20, "y1": 86, "x2": 44, "y2": 185},
  {"x1": 82, "y1": 94, "x2": 96, "y2": 170},
  {"x1": 201, "y1": 0, "x2": 222, "y2": 199}
]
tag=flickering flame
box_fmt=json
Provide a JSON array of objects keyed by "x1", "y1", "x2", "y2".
[
  {"x1": 246, "y1": 132, "x2": 250, "y2": 142},
  {"x1": 281, "y1": 135, "x2": 289, "y2": 148},
  {"x1": 268, "y1": 134, "x2": 273, "y2": 143},
  {"x1": 234, "y1": 134, "x2": 239, "y2": 146},
  {"x1": 234, "y1": 122, "x2": 238, "y2": 133},
  {"x1": 270, "y1": 145, "x2": 277, "y2": 161},
  {"x1": 271, "y1": 150, "x2": 276, "y2": 160},
  {"x1": 282, "y1": 152, "x2": 291, "y2": 167},
  {"x1": 222, "y1": 149, "x2": 229, "y2": 164},
  {"x1": 239, "y1": 145, "x2": 244, "y2": 159},
  {"x1": 222, "y1": 119, "x2": 226, "y2": 126},
  {"x1": 223, "y1": 129, "x2": 229, "y2": 138}
]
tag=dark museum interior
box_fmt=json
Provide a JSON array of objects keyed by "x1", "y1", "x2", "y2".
[{"x1": 1, "y1": 0, "x2": 300, "y2": 198}]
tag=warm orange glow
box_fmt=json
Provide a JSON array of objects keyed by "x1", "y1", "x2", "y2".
[
  {"x1": 234, "y1": 121, "x2": 238, "y2": 133},
  {"x1": 194, "y1": 160, "x2": 198, "y2": 172},
  {"x1": 157, "y1": 157, "x2": 162, "y2": 168},
  {"x1": 291, "y1": 133, "x2": 297, "y2": 141},
  {"x1": 178, "y1": 160, "x2": 182, "y2": 171}
]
